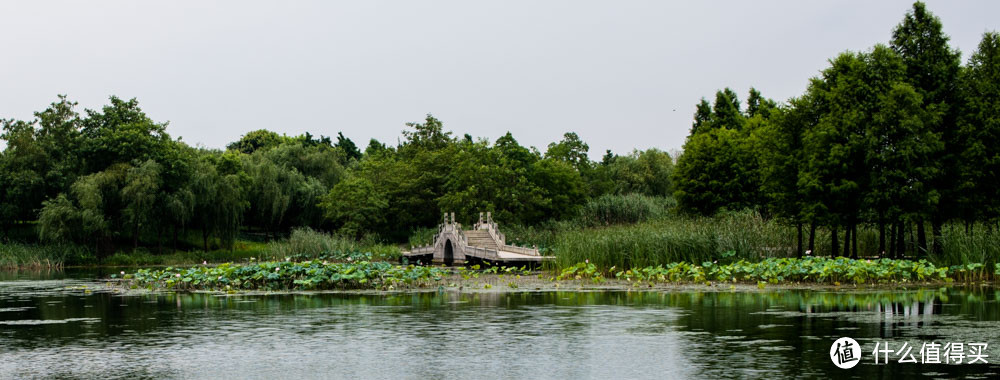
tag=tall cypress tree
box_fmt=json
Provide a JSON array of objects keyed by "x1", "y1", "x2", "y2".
[
  {"x1": 957, "y1": 32, "x2": 1000, "y2": 223},
  {"x1": 890, "y1": 1, "x2": 962, "y2": 255}
]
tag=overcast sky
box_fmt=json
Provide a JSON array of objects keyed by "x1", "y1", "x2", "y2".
[{"x1": 2, "y1": 1, "x2": 998, "y2": 157}]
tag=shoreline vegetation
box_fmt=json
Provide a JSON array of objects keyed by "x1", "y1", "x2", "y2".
[
  {"x1": 4, "y1": 208, "x2": 999, "y2": 276},
  {"x1": 115, "y1": 257, "x2": 1000, "y2": 293}
]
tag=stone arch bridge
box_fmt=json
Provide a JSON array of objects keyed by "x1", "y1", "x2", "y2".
[{"x1": 403, "y1": 212, "x2": 553, "y2": 266}]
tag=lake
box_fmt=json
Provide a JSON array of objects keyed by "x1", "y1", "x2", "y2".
[{"x1": 1, "y1": 269, "x2": 998, "y2": 379}]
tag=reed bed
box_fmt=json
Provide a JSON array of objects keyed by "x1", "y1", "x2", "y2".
[
  {"x1": 930, "y1": 223, "x2": 1000, "y2": 269},
  {"x1": 553, "y1": 210, "x2": 795, "y2": 269},
  {"x1": 0, "y1": 243, "x2": 90, "y2": 269},
  {"x1": 578, "y1": 193, "x2": 673, "y2": 226},
  {"x1": 266, "y1": 227, "x2": 400, "y2": 261}
]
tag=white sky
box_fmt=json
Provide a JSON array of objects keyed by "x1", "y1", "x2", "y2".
[{"x1": 2, "y1": 1, "x2": 998, "y2": 157}]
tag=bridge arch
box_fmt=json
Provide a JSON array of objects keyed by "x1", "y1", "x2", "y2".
[{"x1": 443, "y1": 239, "x2": 454, "y2": 266}]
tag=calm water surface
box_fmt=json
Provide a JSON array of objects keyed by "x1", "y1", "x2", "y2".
[{"x1": 0, "y1": 269, "x2": 998, "y2": 379}]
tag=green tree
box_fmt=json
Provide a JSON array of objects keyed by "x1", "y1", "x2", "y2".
[
  {"x1": 319, "y1": 175, "x2": 388, "y2": 239},
  {"x1": 227, "y1": 129, "x2": 284, "y2": 154},
  {"x1": 336, "y1": 132, "x2": 362, "y2": 163},
  {"x1": 673, "y1": 127, "x2": 760, "y2": 215},
  {"x1": 757, "y1": 100, "x2": 811, "y2": 256},
  {"x1": 79, "y1": 96, "x2": 172, "y2": 174},
  {"x1": 606, "y1": 149, "x2": 673, "y2": 197},
  {"x1": 122, "y1": 160, "x2": 162, "y2": 249},
  {"x1": 0, "y1": 119, "x2": 46, "y2": 228},
  {"x1": 957, "y1": 32, "x2": 1000, "y2": 223},
  {"x1": 890, "y1": 1, "x2": 962, "y2": 255},
  {"x1": 545, "y1": 132, "x2": 591, "y2": 171}
]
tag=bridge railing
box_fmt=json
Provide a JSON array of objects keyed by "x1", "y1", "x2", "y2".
[
  {"x1": 463, "y1": 245, "x2": 498, "y2": 260},
  {"x1": 500, "y1": 244, "x2": 539, "y2": 256}
]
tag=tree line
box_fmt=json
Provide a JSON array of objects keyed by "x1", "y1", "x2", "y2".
[
  {"x1": 673, "y1": 2, "x2": 1000, "y2": 259},
  {"x1": 1, "y1": 98, "x2": 673, "y2": 254}
]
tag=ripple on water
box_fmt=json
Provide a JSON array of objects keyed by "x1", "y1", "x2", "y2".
[
  {"x1": 0, "y1": 307, "x2": 34, "y2": 312},
  {"x1": 0, "y1": 318, "x2": 101, "y2": 326},
  {"x1": 756, "y1": 324, "x2": 792, "y2": 329}
]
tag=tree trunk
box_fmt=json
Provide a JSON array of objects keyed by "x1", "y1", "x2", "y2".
[
  {"x1": 917, "y1": 219, "x2": 927, "y2": 257},
  {"x1": 202, "y1": 227, "x2": 209, "y2": 252},
  {"x1": 133, "y1": 221, "x2": 140, "y2": 251},
  {"x1": 852, "y1": 223, "x2": 859, "y2": 259},
  {"x1": 878, "y1": 217, "x2": 886, "y2": 258},
  {"x1": 157, "y1": 226, "x2": 163, "y2": 254},
  {"x1": 889, "y1": 223, "x2": 896, "y2": 259},
  {"x1": 831, "y1": 226, "x2": 839, "y2": 259},
  {"x1": 931, "y1": 218, "x2": 943, "y2": 256},
  {"x1": 173, "y1": 224, "x2": 179, "y2": 253},
  {"x1": 796, "y1": 222, "x2": 803, "y2": 258},
  {"x1": 843, "y1": 224, "x2": 852, "y2": 258},
  {"x1": 897, "y1": 221, "x2": 906, "y2": 259},
  {"x1": 808, "y1": 222, "x2": 816, "y2": 255}
]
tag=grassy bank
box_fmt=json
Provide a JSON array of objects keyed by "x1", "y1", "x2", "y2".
[{"x1": 119, "y1": 257, "x2": 998, "y2": 292}]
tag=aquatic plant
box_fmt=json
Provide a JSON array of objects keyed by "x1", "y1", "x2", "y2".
[
  {"x1": 561, "y1": 257, "x2": 995, "y2": 285},
  {"x1": 122, "y1": 261, "x2": 447, "y2": 291}
]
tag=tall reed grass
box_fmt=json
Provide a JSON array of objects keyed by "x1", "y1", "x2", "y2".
[
  {"x1": 553, "y1": 210, "x2": 797, "y2": 269},
  {"x1": 930, "y1": 224, "x2": 1000, "y2": 269},
  {"x1": 266, "y1": 227, "x2": 401, "y2": 260},
  {"x1": 578, "y1": 193, "x2": 673, "y2": 226},
  {"x1": 0, "y1": 243, "x2": 91, "y2": 269}
]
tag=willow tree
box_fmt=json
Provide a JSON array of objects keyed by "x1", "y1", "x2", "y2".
[
  {"x1": 191, "y1": 154, "x2": 248, "y2": 251},
  {"x1": 122, "y1": 160, "x2": 162, "y2": 249}
]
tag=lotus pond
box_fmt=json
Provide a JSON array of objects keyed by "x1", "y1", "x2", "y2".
[{"x1": 116, "y1": 257, "x2": 999, "y2": 292}]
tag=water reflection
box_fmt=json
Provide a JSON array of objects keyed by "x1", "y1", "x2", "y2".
[{"x1": 0, "y1": 271, "x2": 998, "y2": 379}]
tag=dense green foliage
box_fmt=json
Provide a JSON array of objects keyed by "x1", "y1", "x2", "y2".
[
  {"x1": 560, "y1": 257, "x2": 998, "y2": 285},
  {"x1": 2, "y1": 102, "x2": 673, "y2": 256},
  {"x1": 672, "y1": 3, "x2": 1000, "y2": 261}
]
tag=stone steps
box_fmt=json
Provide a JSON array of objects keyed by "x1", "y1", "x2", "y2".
[{"x1": 464, "y1": 230, "x2": 499, "y2": 250}]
